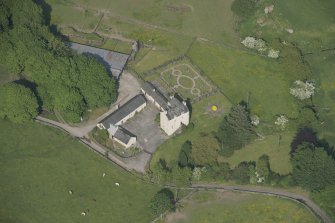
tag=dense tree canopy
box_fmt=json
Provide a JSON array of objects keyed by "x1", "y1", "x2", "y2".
[
  {"x1": 0, "y1": 0, "x2": 117, "y2": 123},
  {"x1": 217, "y1": 104, "x2": 255, "y2": 156},
  {"x1": 256, "y1": 155, "x2": 271, "y2": 181},
  {"x1": 291, "y1": 143, "x2": 335, "y2": 191},
  {"x1": 0, "y1": 83, "x2": 38, "y2": 123},
  {"x1": 178, "y1": 140, "x2": 192, "y2": 168},
  {"x1": 150, "y1": 188, "x2": 174, "y2": 216}
]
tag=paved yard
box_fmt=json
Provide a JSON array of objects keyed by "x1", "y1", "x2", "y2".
[{"x1": 122, "y1": 103, "x2": 168, "y2": 154}]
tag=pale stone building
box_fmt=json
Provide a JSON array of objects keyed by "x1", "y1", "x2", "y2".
[
  {"x1": 97, "y1": 94, "x2": 146, "y2": 148},
  {"x1": 141, "y1": 82, "x2": 189, "y2": 136}
]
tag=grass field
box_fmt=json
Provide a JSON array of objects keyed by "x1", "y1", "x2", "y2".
[
  {"x1": 46, "y1": 0, "x2": 240, "y2": 74},
  {"x1": 0, "y1": 119, "x2": 159, "y2": 223},
  {"x1": 163, "y1": 191, "x2": 320, "y2": 223},
  {"x1": 46, "y1": 0, "x2": 239, "y2": 45},
  {"x1": 238, "y1": 0, "x2": 335, "y2": 53},
  {"x1": 0, "y1": 66, "x2": 17, "y2": 86},
  {"x1": 219, "y1": 132, "x2": 294, "y2": 175},
  {"x1": 150, "y1": 93, "x2": 231, "y2": 169},
  {"x1": 187, "y1": 41, "x2": 303, "y2": 121}
]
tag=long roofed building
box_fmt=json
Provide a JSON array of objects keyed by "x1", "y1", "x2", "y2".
[
  {"x1": 141, "y1": 82, "x2": 190, "y2": 136},
  {"x1": 97, "y1": 94, "x2": 146, "y2": 148}
]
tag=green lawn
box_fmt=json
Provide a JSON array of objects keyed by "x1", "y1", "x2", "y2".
[
  {"x1": 0, "y1": 66, "x2": 17, "y2": 86},
  {"x1": 219, "y1": 132, "x2": 294, "y2": 175},
  {"x1": 46, "y1": 0, "x2": 240, "y2": 74},
  {"x1": 150, "y1": 93, "x2": 232, "y2": 169},
  {"x1": 46, "y1": 0, "x2": 239, "y2": 45},
  {"x1": 187, "y1": 41, "x2": 303, "y2": 121},
  {"x1": 238, "y1": 0, "x2": 335, "y2": 53},
  {"x1": 164, "y1": 191, "x2": 320, "y2": 223},
  {"x1": 0, "y1": 119, "x2": 159, "y2": 223}
]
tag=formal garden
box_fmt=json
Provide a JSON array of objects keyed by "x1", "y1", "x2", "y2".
[{"x1": 144, "y1": 58, "x2": 214, "y2": 101}]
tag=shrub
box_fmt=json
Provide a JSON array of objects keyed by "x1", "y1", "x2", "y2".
[
  {"x1": 150, "y1": 188, "x2": 175, "y2": 216},
  {"x1": 231, "y1": 162, "x2": 254, "y2": 184}
]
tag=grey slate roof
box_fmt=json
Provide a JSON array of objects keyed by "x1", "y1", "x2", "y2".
[
  {"x1": 166, "y1": 97, "x2": 189, "y2": 120},
  {"x1": 142, "y1": 82, "x2": 169, "y2": 110},
  {"x1": 114, "y1": 127, "x2": 135, "y2": 145},
  {"x1": 101, "y1": 94, "x2": 146, "y2": 128},
  {"x1": 70, "y1": 42, "x2": 129, "y2": 78},
  {"x1": 142, "y1": 82, "x2": 189, "y2": 120}
]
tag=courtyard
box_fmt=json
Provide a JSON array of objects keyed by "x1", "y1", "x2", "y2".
[{"x1": 122, "y1": 103, "x2": 168, "y2": 154}]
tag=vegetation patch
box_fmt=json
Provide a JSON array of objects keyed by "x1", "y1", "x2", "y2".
[
  {"x1": 163, "y1": 191, "x2": 319, "y2": 223},
  {"x1": 0, "y1": 120, "x2": 159, "y2": 223}
]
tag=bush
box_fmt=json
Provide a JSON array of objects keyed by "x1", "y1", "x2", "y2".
[
  {"x1": 231, "y1": 162, "x2": 254, "y2": 184},
  {"x1": 150, "y1": 188, "x2": 175, "y2": 216},
  {"x1": 231, "y1": 0, "x2": 258, "y2": 18},
  {"x1": 217, "y1": 104, "x2": 255, "y2": 156},
  {"x1": 178, "y1": 141, "x2": 193, "y2": 168},
  {"x1": 202, "y1": 162, "x2": 231, "y2": 181}
]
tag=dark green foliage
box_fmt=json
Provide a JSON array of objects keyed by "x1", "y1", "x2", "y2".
[
  {"x1": 171, "y1": 165, "x2": 192, "y2": 187},
  {"x1": 0, "y1": 2, "x2": 10, "y2": 32},
  {"x1": 217, "y1": 105, "x2": 255, "y2": 156},
  {"x1": 231, "y1": 162, "x2": 254, "y2": 184},
  {"x1": 0, "y1": 83, "x2": 38, "y2": 123},
  {"x1": 150, "y1": 188, "x2": 174, "y2": 216},
  {"x1": 231, "y1": 0, "x2": 258, "y2": 18},
  {"x1": 0, "y1": 0, "x2": 117, "y2": 122},
  {"x1": 203, "y1": 162, "x2": 231, "y2": 181},
  {"x1": 256, "y1": 155, "x2": 271, "y2": 181},
  {"x1": 291, "y1": 143, "x2": 335, "y2": 191},
  {"x1": 178, "y1": 140, "x2": 192, "y2": 168},
  {"x1": 290, "y1": 127, "x2": 318, "y2": 154}
]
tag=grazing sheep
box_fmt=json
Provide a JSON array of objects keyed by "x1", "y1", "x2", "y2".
[
  {"x1": 115, "y1": 182, "x2": 120, "y2": 186},
  {"x1": 81, "y1": 212, "x2": 86, "y2": 216},
  {"x1": 102, "y1": 173, "x2": 106, "y2": 177},
  {"x1": 69, "y1": 190, "x2": 73, "y2": 195}
]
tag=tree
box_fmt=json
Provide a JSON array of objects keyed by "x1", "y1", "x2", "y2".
[
  {"x1": 178, "y1": 140, "x2": 192, "y2": 168},
  {"x1": 290, "y1": 127, "x2": 318, "y2": 154},
  {"x1": 204, "y1": 162, "x2": 231, "y2": 180},
  {"x1": 0, "y1": 0, "x2": 118, "y2": 123},
  {"x1": 0, "y1": 83, "x2": 38, "y2": 123},
  {"x1": 256, "y1": 155, "x2": 271, "y2": 181},
  {"x1": 150, "y1": 188, "x2": 174, "y2": 216},
  {"x1": 171, "y1": 166, "x2": 192, "y2": 187},
  {"x1": 231, "y1": 162, "x2": 254, "y2": 184},
  {"x1": 217, "y1": 104, "x2": 255, "y2": 156},
  {"x1": 291, "y1": 143, "x2": 335, "y2": 191},
  {"x1": 191, "y1": 136, "x2": 219, "y2": 166},
  {"x1": 290, "y1": 80, "x2": 315, "y2": 100}
]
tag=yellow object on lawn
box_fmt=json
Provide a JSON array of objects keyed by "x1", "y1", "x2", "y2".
[{"x1": 211, "y1": 105, "x2": 218, "y2": 111}]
